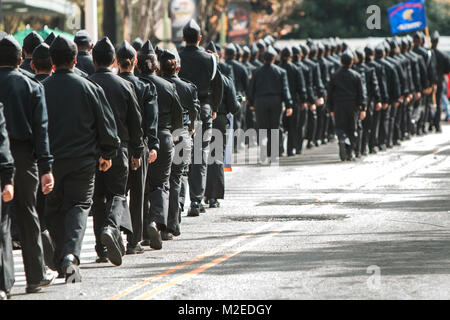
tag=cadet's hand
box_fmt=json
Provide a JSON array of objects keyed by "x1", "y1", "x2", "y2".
[
  {"x1": 2, "y1": 184, "x2": 14, "y2": 202},
  {"x1": 301, "y1": 103, "x2": 308, "y2": 110},
  {"x1": 148, "y1": 149, "x2": 158, "y2": 164},
  {"x1": 249, "y1": 106, "x2": 255, "y2": 111},
  {"x1": 212, "y1": 112, "x2": 217, "y2": 120},
  {"x1": 316, "y1": 98, "x2": 324, "y2": 106},
  {"x1": 41, "y1": 173, "x2": 54, "y2": 195},
  {"x1": 383, "y1": 103, "x2": 389, "y2": 110},
  {"x1": 189, "y1": 129, "x2": 195, "y2": 136},
  {"x1": 131, "y1": 157, "x2": 141, "y2": 171},
  {"x1": 309, "y1": 104, "x2": 316, "y2": 111},
  {"x1": 330, "y1": 112, "x2": 335, "y2": 118},
  {"x1": 424, "y1": 87, "x2": 432, "y2": 95},
  {"x1": 99, "y1": 157, "x2": 112, "y2": 172},
  {"x1": 415, "y1": 92, "x2": 421, "y2": 100},
  {"x1": 393, "y1": 102, "x2": 400, "y2": 108},
  {"x1": 360, "y1": 111, "x2": 366, "y2": 121},
  {"x1": 399, "y1": 96, "x2": 404, "y2": 103},
  {"x1": 375, "y1": 103, "x2": 382, "y2": 111},
  {"x1": 286, "y1": 108, "x2": 293, "y2": 117}
]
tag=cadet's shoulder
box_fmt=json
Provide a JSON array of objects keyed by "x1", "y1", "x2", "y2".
[
  {"x1": 348, "y1": 68, "x2": 362, "y2": 78},
  {"x1": 179, "y1": 77, "x2": 198, "y2": 90}
]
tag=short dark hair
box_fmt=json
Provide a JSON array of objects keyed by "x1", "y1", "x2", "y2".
[
  {"x1": 183, "y1": 29, "x2": 200, "y2": 44},
  {"x1": 0, "y1": 47, "x2": 21, "y2": 66},
  {"x1": 50, "y1": 48, "x2": 77, "y2": 68},
  {"x1": 92, "y1": 50, "x2": 115, "y2": 67},
  {"x1": 137, "y1": 53, "x2": 158, "y2": 74},
  {"x1": 33, "y1": 57, "x2": 52, "y2": 72},
  {"x1": 160, "y1": 58, "x2": 177, "y2": 76},
  {"x1": 117, "y1": 56, "x2": 135, "y2": 70}
]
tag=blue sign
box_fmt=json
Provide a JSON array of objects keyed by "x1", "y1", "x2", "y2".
[{"x1": 388, "y1": 0, "x2": 428, "y2": 34}]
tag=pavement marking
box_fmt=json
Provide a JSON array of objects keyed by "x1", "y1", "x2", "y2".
[
  {"x1": 107, "y1": 222, "x2": 276, "y2": 300},
  {"x1": 134, "y1": 225, "x2": 286, "y2": 300}
]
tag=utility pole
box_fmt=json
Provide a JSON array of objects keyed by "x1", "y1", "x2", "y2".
[{"x1": 86, "y1": 0, "x2": 98, "y2": 43}]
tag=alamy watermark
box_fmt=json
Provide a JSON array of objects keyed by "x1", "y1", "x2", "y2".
[{"x1": 366, "y1": 5, "x2": 381, "y2": 30}]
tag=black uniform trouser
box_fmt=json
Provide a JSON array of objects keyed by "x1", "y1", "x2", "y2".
[
  {"x1": 255, "y1": 96, "x2": 283, "y2": 160},
  {"x1": 46, "y1": 157, "x2": 96, "y2": 266},
  {"x1": 412, "y1": 98, "x2": 423, "y2": 133},
  {"x1": 145, "y1": 129, "x2": 174, "y2": 231},
  {"x1": 297, "y1": 107, "x2": 308, "y2": 153},
  {"x1": 0, "y1": 193, "x2": 14, "y2": 293},
  {"x1": 361, "y1": 107, "x2": 373, "y2": 154},
  {"x1": 434, "y1": 84, "x2": 444, "y2": 131},
  {"x1": 126, "y1": 146, "x2": 149, "y2": 246},
  {"x1": 378, "y1": 106, "x2": 390, "y2": 147},
  {"x1": 403, "y1": 101, "x2": 413, "y2": 136},
  {"x1": 188, "y1": 103, "x2": 212, "y2": 204},
  {"x1": 370, "y1": 109, "x2": 381, "y2": 151},
  {"x1": 93, "y1": 145, "x2": 130, "y2": 256},
  {"x1": 393, "y1": 103, "x2": 403, "y2": 143},
  {"x1": 420, "y1": 95, "x2": 430, "y2": 132},
  {"x1": 387, "y1": 104, "x2": 399, "y2": 147},
  {"x1": 307, "y1": 108, "x2": 317, "y2": 143},
  {"x1": 205, "y1": 114, "x2": 228, "y2": 200},
  {"x1": 316, "y1": 104, "x2": 327, "y2": 143},
  {"x1": 7, "y1": 141, "x2": 45, "y2": 285},
  {"x1": 167, "y1": 129, "x2": 191, "y2": 235},
  {"x1": 287, "y1": 105, "x2": 300, "y2": 155},
  {"x1": 334, "y1": 106, "x2": 358, "y2": 154}
]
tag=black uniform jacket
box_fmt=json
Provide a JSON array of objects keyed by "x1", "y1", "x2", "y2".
[{"x1": 327, "y1": 67, "x2": 365, "y2": 112}]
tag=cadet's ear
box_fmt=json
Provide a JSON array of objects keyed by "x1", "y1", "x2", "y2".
[
  {"x1": 18, "y1": 56, "x2": 23, "y2": 68},
  {"x1": 73, "y1": 58, "x2": 77, "y2": 68},
  {"x1": 198, "y1": 35, "x2": 202, "y2": 44},
  {"x1": 134, "y1": 58, "x2": 138, "y2": 66},
  {"x1": 30, "y1": 60, "x2": 36, "y2": 72},
  {"x1": 176, "y1": 65, "x2": 181, "y2": 72}
]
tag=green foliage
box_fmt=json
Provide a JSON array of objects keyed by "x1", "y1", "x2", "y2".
[{"x1": 286, "y1": 0, "x2": 450, "y2": 39}]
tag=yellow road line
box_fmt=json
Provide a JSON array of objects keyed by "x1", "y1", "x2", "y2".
[{"x1": 107, "y1": 223, "x2": 275, "y2": 300}]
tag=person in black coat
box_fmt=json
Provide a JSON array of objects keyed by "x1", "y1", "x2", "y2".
[
  {"x1": 74, "y1": 30, "x2": 95, "y2": 76},
  {"x1": 31, "y1": 43, "x2": 53, "y2": 82},
  {"x1": 20, "y1": 31, "x2": 44, "y2": 74},
  {"x1": 0, "y1": 102, "x2": 15, "y2": 300},
  {"x1": 178, "y1": 19, "x2": 223, "y2": 217},
  {"x1": 328, "y1": 51, "x2": 366, "y2": 161},
  {"x1": 43, "y1": 35, "x2": 120, "y2": 280},
  {"x1": 137, "y1": 40, "x2": 183, "y2": 249},
  {"x1": 0, "y1": 35, "x2": 56, "y2": 294},
  {"x1": 89, "y1": 37, "x2": 144, "y2": 267},
  {"x1": 248, "y1": 46, "x2": 293, "y2": 163},
  {"x1": 117, "y1": 40, "x2": 159, "y2": 254},
  {"x1": 159, "y1": 49, "x2": 199, "y2": 238}
]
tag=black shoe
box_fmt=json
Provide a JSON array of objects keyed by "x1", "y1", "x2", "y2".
[
  {"x1": 126, "y1": 243, "x2": 145, "y2": 255},
  {"x1": 26, "y1": 271, "x2": 56, "y2": 293},
  {"x1": 306, "y1": 141, "x2": 314, "y2": 149},
  {"x1": 95, "y1": 256, "x2": 109, "y2": 263},
  {"x1": 322, "y1": 139, "x2": 328, "y2": 145},
  {"x1": 187, "y1": 202, "x2": 200, "y2": 217},
  {"x1": 146, "y1": 222, "x2": 162, "y2": 250},
  {"x1": 369, "y1": 149, "x2": 377, "y2": 154},
  {"x1": 338, "y1": 140, "x2": 347, "y2": 161},
  {"x1": 199, "y1": 203, "x2": 206, "y2": 213},
  {"x1": 295, "y1": 150, "x2": 302, "y2": 155},
  {"x1": 209, "y1": 199, "x2": 220, "y2": 208},
  {"x1": 41, "y1": 230, "x2": 56, "y2": 271},
  {"x1": 393, "y1": 141, "x2": 401, "y2": 146},
  {"x1": 379, "y1": 145, "x2": 386, "y2": 151},
  {"x1": 315, "y1": 141, "x2": 320, "y2": 147},
  {"x1": 61, "y1": 255, "x2": 81, "y2": 284},
  {"x1": 161, "y1": 231, "x2": 173, "y2": 241},
  {"x1": 101, "y1": 227, "x2": 122, "y2": 266}
]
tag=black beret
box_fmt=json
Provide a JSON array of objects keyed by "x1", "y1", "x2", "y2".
[
  {"x1": 116, "y1": 40, "x2": 136, "y2": 60},
  {"x1": 256, "y1": 39, "x2": 266, "y2": 50},
  {"x1": 309, "y1": 44, "x2": 317, "y2": 55},
  {"x1": 140, "y1": 40, "x2": 155, "y2": 55},
  {"x1": 32, "y1": 43, "x2": 50, "y2": 60},
  {"x1": 74, "y1": 30, "x2": 92, "y2": 46},
  {"x1": 341, "y1": 50, "x2": 354, "y2": 66},
  {"x1": 183, "y1": 19, "x2": 201, "y2": 34},
  {"x1": 0, "y1": 34, "x2": 22, "y2": 52},
  {"x1": 132, "y1": 37, "x2": 143, "y2": 51},
  {"x1": 263, "y1": 45, "x2": 277, "y2": 60},
  {"x1": 374, "y1": 45, "x2": 384, "y2": 56},
  {"x1": 225, "y1": 44, "x2": 236, "y2": 55},
  {"x1": 292, "y1": 45, "x2": 300, "y2": 55},
  {"x1": 44, "y1": 32, "x2": 56, "y2": 46},
  {"x1": 49, "y1": 35, "x2": 77, "y2": 56},
  {"x1": 93, "y1": 37, "x2": 115, "y2": 55},
  {"x1": 23, "y1": 31, "x2": 43, "y2": 53},
  {"x1": 205, "y1": 41, "x2": 217, "y2": 53}
]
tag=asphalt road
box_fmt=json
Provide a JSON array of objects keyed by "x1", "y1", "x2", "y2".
[{"x1": 9, "y1": 124, "x2": 450, "y2": 300}]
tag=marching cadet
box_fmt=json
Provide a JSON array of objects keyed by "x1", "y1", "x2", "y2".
[
  {"x1": 159, "y1": 49, "x2": 199, "y2": 237},
  {"x1": 431, "y1": 31, "x2": 450, "y2": 133},
  {"x1": 21, "y1": 31, "x2": 44, "y2": 74},
  {"x1": 241, "y1": 46, "x2": 256, "y2": 75},
  {"x1": 178, "y1": 19, "x2": 223, "y2": 217},
  {"x1": 31, "y1": 43, "x2": 52, "y2": 82},
  {"x1": 0, "y1": 101, "x2": 15, "y2": 300},
  {"x1": 375, "y1": 45, "x2": 401, "y2": 151},
  {"x1": 250, "y1": 43, "x2": 263, "y2": 68},
  {"x1": 137, "y1": 40, "x2": 183, "y2": 249},
  {"x1": 279, "y1": 47, "x2": 307, "y2": 156},
  {"x1": 248, "y1": 46, "x2": 293, "y2": 163},
  {"x1": 89, "y1": 37, "x2": 144, "y2": 266},
  {"x1": 43, "y1": 35, "x2": 119, "y2": 280},
  {"x1": 74, "y1": 30, "x2": 95, "y2": 76},
  {"x1": 328, "y1": 50, "x2": 366, "y2": 161},
  {"x1": 0, "y1": 35, "x2": 56, "y2": 294},
  {"x1": 205, "y1": 62, "x2": 240, "y2": 208},
  {"x1": 116, "y1": 41, "x2": 159, "y2": 254},
  {"x1": 365, "y1": 45, "x2": 389, "y2": 154}
]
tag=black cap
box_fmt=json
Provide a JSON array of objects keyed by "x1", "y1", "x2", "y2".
[
  {"x1": 93, "y1": 37, "x2": 115, "y2": 55},
  {"x1": 292, "y1": 45, "x2": 300, "y2": 55},
  {"x1": 355, "y1": 48, "x2": 364, "y2": 62},
  {"x1": 205, "y1": 41, "x2": 217, "y2": 53},
  {"x1": 140, "y1": 40, "x2": 155, "y2": 55},
  {"x1": 74, "y1": 30, "x2": 92, "y2": 46},
  {"x1": 49, "y1": 35, "x2": 77, "y2": 56},
  {"x1": 281, "y1": 46, "x2": 292, "y2": 58},
  {"x1": 364, "y1": 44, "x2": 374, "y2": 56},
  {"x1": 23, "y1": 31, "x2": 43, "y2": 53},
  {"x1": 44, "y1": 32, "x2": 56, "y2": 46},
  {"x1": 306, "y1": 38, "x2": 314, "y2": 47},
  {"x1": 431, "y1": 30, "x2": 440, "y2": 41},
  {"x1": 183, "y1": 19, "x2": 201, "y2": 36},
  {"x1": 341, "y1": 49, "x2": 354, "y2": 66},
  {"x1": 225, "y1": 44, "x2": 236, "y2": 56},
  {"x1": 299, "y1": 43, "x2": 309, "y2": 56},
  {"x1": 32, "y1": 43, "x2": 50, "y2": 60},
  {"x1": 309, "y1": 44, "x2": 317, "y2": 56},
  {"x1": 132, "y1": 37, "x2": 143, "y2": 51},
  {"x1": 0, "y1": 34, "x2": 22, "y2": 53},
  {"x1": 256, "y1": 39, "x2": 266, "y2": 50},
  {"x1": 215, "y1": 42, "x2": 222, "y2": 52},
  {"x1": 155, "y1": 45, "x2": 164, "y2": 59},
  {"x1": 116, "y1": 40, "x2": 136, "y2": 60},
  {"x1": 375, "y1": 45, "x2": 384, "y2": 56},
  {"x1": 158, "y1": 49, "x2": 176, "y2": 63},
  {"x1": 250, "y1": 43, "x2": 258, "y2": 56},
  {"x1": 242, "y1": 45, "x2": 250, "y2": 56},
  {"x1": 263, "y1": 45, "x2": 277, "y2": 60}
]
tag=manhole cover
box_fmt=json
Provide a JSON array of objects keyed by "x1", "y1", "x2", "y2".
[{"x1": 227, "y1": 214, "x2": 348, "y2": 222}]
